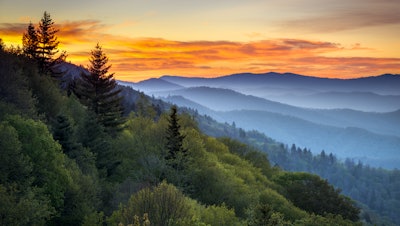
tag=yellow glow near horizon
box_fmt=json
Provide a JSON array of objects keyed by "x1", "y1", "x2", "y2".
[{"x1": 1, "y1": 0, "x2": 399, "y2": 82}]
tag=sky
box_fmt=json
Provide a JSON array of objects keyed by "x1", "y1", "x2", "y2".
[{"x1": 0, "y1": 0, "x2": 399, "y2": 82}]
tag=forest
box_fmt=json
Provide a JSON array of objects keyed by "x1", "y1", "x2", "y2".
[
  {"x1": 195, "y1": 113, "x2": 400, "y2": 225},
  {"x1": 0, "y1": 12, "x2": 392, "y2": 225}
]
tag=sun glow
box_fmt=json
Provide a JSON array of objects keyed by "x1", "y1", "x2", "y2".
[{"x1": 1, "y1": 0, "x2": 399, "y2": 82}]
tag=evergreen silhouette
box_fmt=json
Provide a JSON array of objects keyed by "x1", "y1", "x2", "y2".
[
  {"x1": 165, "y1": 105, "x2": 187, "y2": 169},
  {"x1": 52, "y1": 114, "x2": 74, "y2": 154},
  {"x1": 0, "y1": 38, "x2": 4, "y2": 51},
  {"x1": 74, "y1": 43, "x2": 124, "y2": 134},
  {"x1": 36, "y1": 11, "x2": 65, "y2": 75},
  {"x1": 22, "y1": 22, "x2": 39, "y2": 59}
]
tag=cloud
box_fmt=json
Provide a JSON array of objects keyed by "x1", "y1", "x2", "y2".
[
  {"x1": 98, "y1": 38, "x2": 342, "y2": 69},
  {"x1": 1, "y1": 19, "x2": 399, "y2": 81},
  {"x1": 0, "y1": 20, "x2": 107, "y2": 45},
  {"x1": 281, "y1": 1, "x2": 400, "y2": 33},
  {"x1": 57, "y1": 20, "x2": 107, "y2": 44},
  {"x1": 0, "y1": 23, "x2": 26, "y2": 36},
  {"x1": 96, "y1": 37, "x2": 400, "y2": 80}
]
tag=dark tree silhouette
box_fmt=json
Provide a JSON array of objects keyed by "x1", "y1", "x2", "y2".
[
  {"x1": 52, "y1": 114, "x2": 74, "y2": 154},
  {"x1": 0, "y1": 38, "x2": 4, "y2": 51},
  {"x1": 74, "y1": 43, "x2": 124, "y2": 134},
  {"x1": 36, "y1": 11, "x2": 65, "y2": 75},
  {"x1": 165, "y1": 105, "x2": 187, "y2": 170},
  {"x1": 22, "y1": 22, "x2": 39, "y2": 59}
]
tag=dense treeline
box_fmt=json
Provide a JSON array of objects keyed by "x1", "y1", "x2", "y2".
[
  {"x1": 194, "y1": 111, "x2": 400, "y2": 225},
  {"x1": 0, "y1": 12, "x2": 362, "y2": 225},
  {"x1": 270, "y1": 145, "x2": 400, "y2": 225}
]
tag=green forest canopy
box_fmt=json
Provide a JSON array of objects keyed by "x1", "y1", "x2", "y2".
[{"x1": 1, "y1": 12, "x2": 397, "y2": 225}]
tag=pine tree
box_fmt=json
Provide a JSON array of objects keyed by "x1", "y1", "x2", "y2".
[
  {"x1": 165, "y1": 105, "x2": 187, "y2": 169},
  {"x1": 22, "y1": 22, "x2": 39, "y2": 59},
  {"x1": 74, "y1": 43, "x2": 124, "y2": 134},
  {"x1": 36, "y1": 11, "x2": 65, "y2": 75},
  {"x1": 0, "y1": 38, "x2": 4, "y2": 51},
  {"x1": 52, "y1": 114, "x2": 74, "y2": 154}
]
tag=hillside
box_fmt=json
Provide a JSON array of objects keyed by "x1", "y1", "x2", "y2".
[
  {"x1": 158, "y1": 87, "x2": 400, "y2": 168},
  {"x1": 160, "y1": 72, "x2": 400, "y2": 96},
  {"x1": 0, "y1": 40, "x2": 364, "y2": 225},
  {"x1": 131, "y1": 72, "x2": 400, "y2": 113},
  {"x1": 119, "y1": 78, "x2": 184, "y2": 93},
  {"x1": 266, "y1": 91, "x2": 400, "y2": 112},
  {"x1": 189, "y1": 108, "x2": 400, "y2": 225},
  {"x1": 158, "y1": 87, "x2": 400, "y2": 136},
  {"x1": 220, "y1": 109, "x2": 400, "y2": 168}
]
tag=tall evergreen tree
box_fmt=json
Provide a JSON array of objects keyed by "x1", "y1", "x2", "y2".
[
  {"x1": 36, "y1": 11, "x2": 65, "y2": 75},
  {"x1": 22, "y1": 22, "x2": 39, "y2": 59},
  {"x1": 165, "y1": 105, "x2": 187, "y2": 169},
  {"x1": 0, "y1": 38, "x2": 4, "y2": 51},
  {"x1": 74, "y1": 43, "x2": 124, "y2": 134},
  {"x1": 52, "y1": 114, "x2": 74, "y2": 154}
]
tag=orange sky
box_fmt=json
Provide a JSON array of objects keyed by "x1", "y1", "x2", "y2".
[{"x1": 1, "y1": 0, "x2": 399, "y2": 82}]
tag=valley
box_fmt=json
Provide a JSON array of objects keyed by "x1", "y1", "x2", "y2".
[{"x1": 121, "y1": 72, "x2": 400, "y2": 169}]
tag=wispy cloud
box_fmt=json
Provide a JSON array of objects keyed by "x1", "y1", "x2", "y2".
[
  {"x1": 0, "y1": 23, "x2": 26, "y2": 35},
  {"x1": 1, "y1": 20, "x2": 399, "y2": 81},
  {"x1": 57, "y1": 20, "x2": 107, "y2": 44},
  {"x1": 99, "y1": 38, "x2": 399, "y2": 80},
  {"x1": 280, "y1": 0, "x2": 400, "y2": 33}
]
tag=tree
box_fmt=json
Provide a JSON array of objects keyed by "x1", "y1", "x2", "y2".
[
  {"x1": 36, "y1": 11, "x2": 65, "y2": 75},
  {"x1": 165, "y1": 105, "x2": 187, "y2": 170},
  {"x1": 0, "y1": 38, "x2": 4, "y2": 51},
  {"x1": 6, "y1": 115, "x2": 70, "y2": 211},
  {"x1": 274, "y1": 172, "x2": 360, "y2": 222},
  {"x1": 108, "y1": 181, "x2": 190, "y2": 226},
  {"x1": 52, "y1": 114, "x2": 74, "y2": 154},
  {"x1": 0, "y1": 48, "x2": 38, "y2": 118},
  {"x1": 74, "y1": 43, "x2": 124, "y2": 134},
  {"x1": 22, "y1": 22, "x2": 39, "y2": 59}
]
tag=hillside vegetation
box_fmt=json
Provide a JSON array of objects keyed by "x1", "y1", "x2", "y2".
[
  {"x1": 192, "y1": 111, "x2": 400, "y2": 225},
  {"x1": 0, "y1": 19, "x2": 362, "y2": 225},
  {"x1": 157, "y1": 87, "x2": 400, "y2": 168}
]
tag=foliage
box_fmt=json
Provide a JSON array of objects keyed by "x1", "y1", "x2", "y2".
[
  {"x1": 197, "y1": 203, "x2": 241, "y2": 226},
  {"x1": 36, "y1": 11, "x2": 66, "y2": 75},
  {"x1": 29, "y1": 68, "x2": 66, "y2": 121},
  {"x1": 74, "y1": 43, "x2": 124, "y2": 134},
  {"x1": 0, "y1": 121, "x2": 54, "y2": 225},
  {"x1": 22, "y1": 22, "x2": 39, "y2": 59},
  {"x1": 6, "y1": 115, "x2": 70, "y2": 210},
  {"x1": 293, "y1": 214, "x2": 362, "y2": 226},
  {"x1": 0, "y1": 20, "x2": 369, "y2": 225},
  {"x1": 82, "y1": 212, "x2": 105, "y2": 226},
  {"x1": 0, "y1": 48, "x2": 37, "y2": 118},
  {"x1": 108, "y1": 181, "x2": 242, "y2": 226},
  {"x1": 21, "y1": 11, "x2": 66, "y2": 76},
  {"x1": 269, "y1": 145, "x2": 400, "y2": 225},
  {"x1": 273, "y1": 172, "x2": 360, "y2": 221},
  {"x1": 194, "y1": 109, "x2": 399, "y2": 225},
  {"x1": 108, "y1": 181, "x2": 191, "y2": 225},
  {"x1": 165, "y1": 105, "x2": 188, "y2": 170}
]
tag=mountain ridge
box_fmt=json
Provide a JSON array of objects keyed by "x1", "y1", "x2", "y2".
[
  {"x1": 159, "y1": 86, "x2": 400, "y2": 136},
  {"x1": 161, "y1": 94, "x2": 400, "y2": 168},
  {"x1": 157, "y1": 72, "x2": 400, "y2": 95},
  {"x1": 123, "y1": 72, "x2": 400, "y2": 112},
  {"x1": 117, "y1": 71, "x2": 400, "y2": 169}
]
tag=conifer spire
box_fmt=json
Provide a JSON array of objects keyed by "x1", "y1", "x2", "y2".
[{"x1": 74, "y1": 43, "x2": 124, "y2": 134}]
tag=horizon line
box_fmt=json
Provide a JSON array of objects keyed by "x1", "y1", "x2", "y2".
[{"x1": 116, "y1": 71, "x2": 399, "y2": 83}]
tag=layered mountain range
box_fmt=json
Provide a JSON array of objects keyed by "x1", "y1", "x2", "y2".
[{"x1": 119, "y1": 72, "x2": 400, "y2": 168}]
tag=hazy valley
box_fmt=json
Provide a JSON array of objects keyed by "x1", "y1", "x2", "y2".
[{"x1": 121, "y1": 72, "x2": 400, "y2": 169}]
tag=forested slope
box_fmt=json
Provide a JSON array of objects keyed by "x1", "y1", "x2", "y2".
[
  {"x1": 192, "y1": 110, "x2": 400, "y2": 225},
  {"x1": 0, "y1": 36, "x2": 362, "y2": 225}
]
